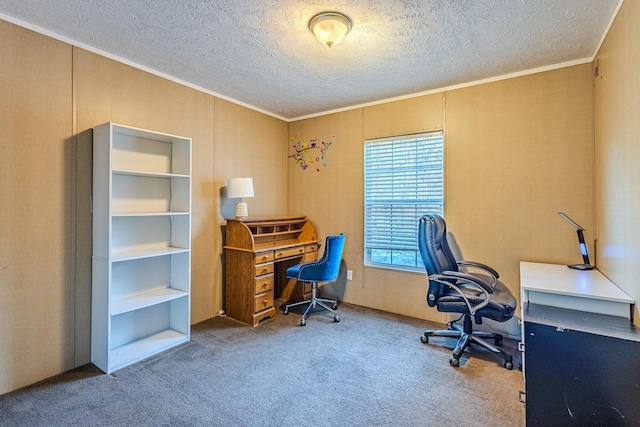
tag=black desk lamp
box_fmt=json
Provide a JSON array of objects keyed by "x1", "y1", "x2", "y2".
[{"x1": 558, "y1": 212, "x2": 595, "y2": 270}]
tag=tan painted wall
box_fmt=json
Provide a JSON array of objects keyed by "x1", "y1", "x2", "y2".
[
  {"x1": 446, "y1": 66, "x2": 595, "y2": 298},
  {"x1": 0, "y1": 20, "x2": 288, "y2": 395},
  {"x1": 0, "y1": 20, "x2": 74, "y2": 396},
  {"x1": 214, "y1": 98, "x2": 289, "y2": 220},
  {"x1": 594, "y1": 0, "x2": 640, "y2": 327},
  {"x1": 288, "y1": 65, "x2": 594, "y2": 327},
  {"x1": 288, "y1": 109, "x2": 367, "y2": 307}
]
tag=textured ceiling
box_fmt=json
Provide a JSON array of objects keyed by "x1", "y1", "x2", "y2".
[{"x1": 0, "y1": 0, "x2": 621, "y2": 120}]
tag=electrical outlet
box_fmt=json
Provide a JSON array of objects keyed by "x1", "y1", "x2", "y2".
[{"x1": 347, "y1": 270, "x2": 353, "y2": 280}]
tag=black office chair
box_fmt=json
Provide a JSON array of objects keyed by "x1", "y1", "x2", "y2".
[
  {"x1": 418, "y1": 214, "x2": 516, "y2": 369},
  {"x1": 284, "y1": 234, "x2": 345, "y2": 326}
]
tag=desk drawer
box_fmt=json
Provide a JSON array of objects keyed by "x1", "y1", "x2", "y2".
[
  {"x1": 254, "y1": 274, "x2": 274, "y2": 295},
  {"x1": 305, "y1": 243, "x2": 319, "y2": 253},
  {"x1": 275, "y1": 246, "x2": 305, "y2": 259},
  {"x1": 254, "y1": 263, "x2": 274, "y2": 277},
  {"x1": 254, "y1": 251, "x2": 274, "y2": 264},
  {"x1": 254, "y1": 291, "x2": 274, "y2": 313}
]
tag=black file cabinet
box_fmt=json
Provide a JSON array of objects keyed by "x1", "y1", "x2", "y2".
[{"x1": 523, "y1": 303, "x2": 640, "y2": 426}]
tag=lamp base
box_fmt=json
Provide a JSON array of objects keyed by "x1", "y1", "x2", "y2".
[
  {"x1": 568, "y1": 263, "x2": 595, "y2": 270},
  {"x1": 235, "y1": 202, "x2": 248, "y2": 218}
]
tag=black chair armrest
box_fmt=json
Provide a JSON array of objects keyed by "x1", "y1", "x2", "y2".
[
  {"x1": 456, "y1": 260, "x2": 499, "y2": 285},
  {"x1": 439, "y1": 271, "x2": 494, "y2": 293},
  {"x1": 429, "y1": 271, "x2": 493, "y2": 315}
]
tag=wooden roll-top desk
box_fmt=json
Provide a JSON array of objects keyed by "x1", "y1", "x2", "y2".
[{"x1": 224, "y1": 216, "x2": 320, "y2": 326}]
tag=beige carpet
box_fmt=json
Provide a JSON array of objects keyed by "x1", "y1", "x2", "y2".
[{"x1": 0, "y1": 303, "x2": 525, "y2": 426}]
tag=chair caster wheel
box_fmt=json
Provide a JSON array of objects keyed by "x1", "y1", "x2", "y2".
[
  {"x1": 300, "y1": 319, "x2": 306, "y2": 326},
  {"x1": 494, "y1": 338, "x2": 503, "y2": 346},
  {"x1": 449, "y1": 357, "x2": 460, "y2": 367},
  {"x1": 284, "y1": 309, "x2": 289, "y2": 315},
  {"x1": 332, "y1": 303, "x2": 338, "y2": 310},
  {"x1": 334, "y1": 315, "x2": 340, "y2": 322},
  {"x1": 421, "y1": 336, "x2": 428, "y2": 343},
  {"x1": 503, "y1": 360, "x2": 513, "y2": 370}
]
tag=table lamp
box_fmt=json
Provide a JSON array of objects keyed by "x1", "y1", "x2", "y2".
[
  {"x1": 227, "y1": 178, "x2": 254, "y2": 218},
  {"x1": 558, "y1": 212, "x2": 595, "y2": 270}
]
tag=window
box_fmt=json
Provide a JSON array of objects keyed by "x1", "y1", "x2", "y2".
[{"x1": 364, "y1": 131, "x2": 444, "y2": 272}]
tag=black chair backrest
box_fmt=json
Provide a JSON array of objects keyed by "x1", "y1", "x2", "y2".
[{"x1": 418, "y1": 214, "x2": 459, "y2": 306}]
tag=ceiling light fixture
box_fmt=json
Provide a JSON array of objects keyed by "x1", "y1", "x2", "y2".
[{"x1": 309, "y1": 12, "x2": 352, "y2": 48}]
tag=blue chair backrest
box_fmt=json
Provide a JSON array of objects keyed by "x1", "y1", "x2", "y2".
[
  {"x1": 299, "y1": 233, "x2": 345, "y2": 282},
  {"x1": 418, "y1": 214, "x2": 459, "y2": 306}
]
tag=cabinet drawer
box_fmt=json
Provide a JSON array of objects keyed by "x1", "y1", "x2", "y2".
[
  {"x1": 254, "y1": 251, "x2": 274, "y2": 264},
  {"x1": 305, "y1": 244, "x2": 319, "y2": 253},
  {"x1": 254, "y1": 263, "x2": 274, "y2": 277},
  {"x1": 254, "y1": 291, "x2": 274, "y2": 313},
  {"x1": 254, "y1": 274, "x2": 274, "y2": 295},
  {"x1": 275, "y1": 246, "x2": 305, "y2": 259}
]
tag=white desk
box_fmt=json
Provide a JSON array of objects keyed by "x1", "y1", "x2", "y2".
[
  {"x1": 520, "y1": 262, "x2": 635, "y2": 320},
  {"x1": 519, "y1": 262, "x2": 640, "y2": 424}
]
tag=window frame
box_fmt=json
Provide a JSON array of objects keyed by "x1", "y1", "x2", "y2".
[{"x1": 363, "y1": 131, "x2": 445, "y2": 272}]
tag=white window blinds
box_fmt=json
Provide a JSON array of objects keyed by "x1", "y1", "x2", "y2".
[{"x1": 364, "y1": 131, "x2": 444, "y2": 270}]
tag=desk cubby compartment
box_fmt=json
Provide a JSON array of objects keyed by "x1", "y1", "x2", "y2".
[
  {"x1": 288, "y1": 221, "x2": 305, "y2": 231},
  {"x1": 259, "y1": 226, "x2": 275, "y2": 234}
]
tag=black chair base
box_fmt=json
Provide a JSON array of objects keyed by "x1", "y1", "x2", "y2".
[
  {"x1": 283, "y1": 281, "x2": 340, "y2": 326},
  {"x1": 421, "y1": 315, "x2": 514, "y2": 369}
]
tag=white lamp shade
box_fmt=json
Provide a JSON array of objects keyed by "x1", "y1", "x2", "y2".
[{"x1": 227, "y1": 178, "x2": 254, "y2": 199}]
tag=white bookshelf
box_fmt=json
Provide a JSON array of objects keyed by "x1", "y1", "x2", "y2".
[{"x1": 92, "y1": 122, "x2": 191, "y2": 374}]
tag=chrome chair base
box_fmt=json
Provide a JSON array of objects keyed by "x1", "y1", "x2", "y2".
[{"x1": 283, "y1": 281, "x2": 340, "y2": 326}]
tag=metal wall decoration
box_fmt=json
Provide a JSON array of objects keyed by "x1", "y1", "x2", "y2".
[{"x1": 289, "y1": 135, "x2": 334, "y2": 172}]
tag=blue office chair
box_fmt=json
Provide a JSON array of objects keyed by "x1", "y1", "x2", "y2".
[
  {"x1": 418, "y1": 214, "x2": 516, "y2": 369},
  {"x1": 284, "y1": 233, "x2": 346, "y2": 326}
]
